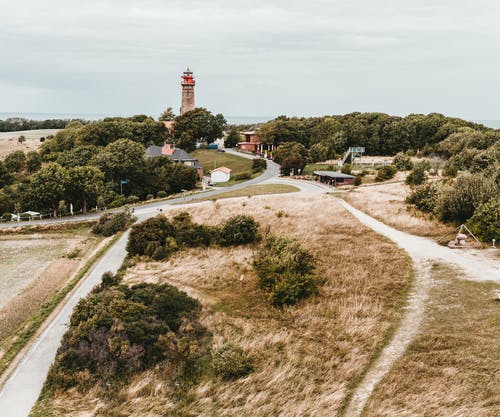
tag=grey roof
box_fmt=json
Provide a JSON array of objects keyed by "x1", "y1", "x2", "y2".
[
  {"x1": 314, "y1": 171, "x2": 355, "y2": 179},
  {"x1": 145, "y1": 146, "x2": 203, "y2": 170}
]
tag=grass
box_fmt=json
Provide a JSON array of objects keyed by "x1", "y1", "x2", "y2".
[
  {"x1": 41, "y1": 194, "x2": 413, "y2": 416},
  {"x1": 302, "y1": 163, "x2": 338, "y2": 175},
  {"x1": 343, "y1": 181, "x2": 455, "y2": 239},
  {"x1": 0, "y1": 232, "x2": 121, "y2": 380},
  {"x1": 0, "y1": 129, "x2": 59, "y2": 159},
  {"x1": 363, "y1": 264, "x2": 500, "y2": 417},
  {"x1": 182, "y1": 184, "x2": 299, "y2": 203},
  {"x1": 191, "y1": 149, "x2": 254, "y2": 186}
]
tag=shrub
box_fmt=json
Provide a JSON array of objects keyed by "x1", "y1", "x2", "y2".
[
  {"x1": 234, "y1": 172, "x2": 252, "y2": 181},
  {"x1": 127, "y1": 216, "x2": 175, "y2": 256},
  {"x1": 218, "y1": 215, "x2": 260, "y2": 246},
  {"x1": 212, "y1": 343, "x2": 253, "y2": 379},
  {"x1": 406, "y1": 183, "x2": 440, "y2": 213},
  {"x1": 146, "y1": 194, "x2": 154, "y2": 200},
  {"x1": 92, "y1": 211, "x2": 132, "y2": 237},
  {"x1": 393, "y1": 152, "x2": 413, "y2": 171},
  {"x1": 47, "y1": 281, "x2": 202, "y2": 389},
  {"x1": 156, "y1": 190, "x2": 167, "y2": 198},
  {"x1": 466, "y1": 198, "x2": 500, "y2": 242},
  {"x1": 405, "y1": 161, "x2": 429, "y2": 186},
  {"x1": 65, "y1": 248, "x2": 81, "y2": 259},
  {"x1": 354, "y1": 175, "x2": 362, "y2": 186},
  {"x1": 109, "y1": 196, "x2": 127, "y2": 208},
  {"x1": 126, "y1": 195, "x2": 140, "y2": 204},
  {"x1": 436, "y1": 173, "x2": 497, "y2": 224},
  {"x1": 254, "y1": 235, "x2": 317, "y2": 307},
  {"x1": 375, "y1": 165, "x2": 397, "y2": 182},
  {"x1": 172, "y1": 211, "x2": 219, "y2": 247},
  {"x1": 252, "y1": 158, "x2": 267, "y2": 173},
  {"x1": 442, "y1": 160, "x2": 459, "y2": 177},
  {"x1": 341, "y1": 163, "x2": 352, "y2": 175}
]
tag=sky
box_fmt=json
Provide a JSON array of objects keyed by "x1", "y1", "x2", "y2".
[{"x1": 1, "y1": 0, "x2": 500, "y2": 120}]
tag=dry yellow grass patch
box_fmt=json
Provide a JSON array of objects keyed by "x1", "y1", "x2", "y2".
[
  {"x1": 0, "y1": 228, "x2": 102, "y2": 347},
  {"x1": 344, "y1": 182, "x2": 454, "y2": 239},
  {"x1": 47, "y1": 194, "x2": 412, "y2": 417},
  {"x1": 364, "y1": 265, "x2": 500, "y2": 417}
]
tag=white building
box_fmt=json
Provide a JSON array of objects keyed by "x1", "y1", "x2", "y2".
[{"x1": 210, "y1": 166, "x2": 232, "y2": 183}]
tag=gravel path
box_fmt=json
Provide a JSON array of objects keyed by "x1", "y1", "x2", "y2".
[{"x1": 338, "y1": 198, "x2": 498, "y2": 417}]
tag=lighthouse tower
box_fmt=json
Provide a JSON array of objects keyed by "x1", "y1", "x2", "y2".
[{"x1": 180, "y1": 68, "x2": 195, "y2": 115}]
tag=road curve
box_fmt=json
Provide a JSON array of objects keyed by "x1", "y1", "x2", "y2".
[{"x1": 0, "y1": 159, "x2": 281, "y2": 417}]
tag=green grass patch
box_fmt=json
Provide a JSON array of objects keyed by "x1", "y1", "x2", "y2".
[
  {"x1": 302, "y1": 163, "x2": 338, "y2": 175},
  {"x1": 183, "y1": 184, "x2": 299, "y2": 203},
  {"x1": 192, "y1": 149, "x2": 254, "y2": 186},
  {"x1": 0, "y1": 233, "x2": 123, "y2": 380}
]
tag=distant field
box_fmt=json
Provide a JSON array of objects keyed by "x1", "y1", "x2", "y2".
[
  {"x1": 0, "y1": 129, "x2": 59, "y2": 159},
  {"x1": 0, "y1": 225, "x2": 101, "y2": 346},
  {"x1": 191, "y1": 149, "x2": 254, "y2": 185}
]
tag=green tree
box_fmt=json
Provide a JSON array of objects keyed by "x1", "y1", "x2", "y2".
[
  {"x1": 95, "y1": 139, "x2": 145, "y2": 186},
  {"x1": 17, "y1": 135, "x2": 26, "y2": 144},
  {"x1": 224, "y1": 128, "x2": 240, "y2": 148},
  {"x1": 159, "y1": 107, "x2": 176, "y2": 121},
  {"x1": 273, "y1": 142, "x2": 308, "y2": 165},
  {"x1": 173, "y1": 108, "x2": 226, "y2": 149},
  {"x1": 4, "y1": 150, "x2": 26, "y2": 172},
  {"x1": 68, "y1": 166, "x2": 104, "y2": 214},
  {"x1": 29, "y1": 163, "x2": 69, "y2": 216},
  {"x1": 26, "y1": 151, "x2": 42, "y2": 173}
]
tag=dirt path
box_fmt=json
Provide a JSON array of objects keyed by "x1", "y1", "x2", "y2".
[{"x1": 337, "y1": 198, "x2": 499, "y2": 417}]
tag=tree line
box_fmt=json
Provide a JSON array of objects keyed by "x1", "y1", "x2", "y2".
[{"x1": 0, "y1": 117, "x2": 88, "y2": 132}]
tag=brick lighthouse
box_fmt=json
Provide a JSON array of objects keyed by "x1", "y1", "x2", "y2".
[{"x1": 180, "y1": 68, "x2": 195, "y2": 115}]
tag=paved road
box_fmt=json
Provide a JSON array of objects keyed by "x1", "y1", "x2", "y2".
[{"x1": 0, "y1": 159, "x2": 282, "y2": 417}]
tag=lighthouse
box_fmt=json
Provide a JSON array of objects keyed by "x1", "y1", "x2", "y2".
[{"x1": 180, "y1": 68, "x2": 195, "y2": 115}]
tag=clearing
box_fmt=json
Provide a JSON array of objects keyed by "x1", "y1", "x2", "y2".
[
  {"x1": 184, "y1": 183, "x2": 299, "y2": 203},
  {"x1": 41, "y1": 194, "x2": 413, "y2": 416},
  {"x1": 343, "y1": 181, "x2": 454, "y2": 239},
  {"x1": 0, "y1": 129, "x2": 59, "y2": 159}
]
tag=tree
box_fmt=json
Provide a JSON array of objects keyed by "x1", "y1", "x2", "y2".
[
  {"x1": 68, "y1": 166, "x2": 104, "y2": 214},
  {"x1": 159, "y1": 107, "x2": 176, "y2": 121},
  {"x1": 280, "y1": 154, "x2": 306, "y2": 176},
  {"x1": 26, "y1": 151, "x2": 42, "y2": 173},
  {"x1": 29, "y1": 163, "x2": 69, "y2": 216},
  {"x1": 273, "y1": 142, "x2": 308, "y2": 165},
  {"x1": 224, "y1": 128, "x2": 240, "y2": 148},
  {"x1": 173, "y1": 108, "x2": 225, "y2": 148},
  {"x1": 94, "y1": 139, "x2": 146, "y2": 186},
  {"x1": 4, "y1": 150, "x2": 26, "y2": 172},
  {"x1": 17, "y1": 135, "x2": 26, "y2": 144},
  {"x1": 393, "y1": 152, "x2": 413, "y2": 171},
  {"x1": 405, "y1": 161, "x2": 428, "y2": 186}
]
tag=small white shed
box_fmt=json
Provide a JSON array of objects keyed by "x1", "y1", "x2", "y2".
[{"x1": 210, "y1": 166, "x2": 232, "y2": 183}]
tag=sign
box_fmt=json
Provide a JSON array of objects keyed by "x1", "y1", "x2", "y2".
[{"x1": 349, "y1": 147, "x2": 365, "y2": 153}]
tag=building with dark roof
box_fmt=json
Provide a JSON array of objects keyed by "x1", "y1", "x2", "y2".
[
  {"x1": 314, "y1": 171, "x2": 355, "y2": 186},
  {"x1": 145, "y1": 143, "x2": 203, "y2": 179}
]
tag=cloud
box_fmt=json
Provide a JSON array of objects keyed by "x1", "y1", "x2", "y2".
[{"x1": 0, "y1": 0, "x2": 499, "y2": 118}]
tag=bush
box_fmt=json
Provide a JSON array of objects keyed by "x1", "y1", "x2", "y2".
[
  {"x1": 156, "y1": 190, "x2": 167, "y2": 198},
  {"x1": 442, "y1": 160, "x2": 459, "y2": 177},
  {"x1": 127, "y1": 216, "x2": 175, "y2": 256},
  {"x1": 47, "y1": 281, "x2": 202, "y2": 389},
  {"x1": 375, "y1": 165, "x2": 397, "y2": 182},
  {"x1": 212, "y1": 343, "x2": 253, "y2": 379},
  {"x1": 467, "y1": 198, "x2": 500, "y2": 242},
  {"x1": 126, "y1": 195, "x2": 140, "y2": 204},
  {"x1": 354, "y1": 175, "x2": 362, "y2": 186},
  {"x1": 406, "y1": 183, "x2": 440, "y2": 213},
  {"x1": 393, "y1": 152, "x2": 413, "y2": 171},
  {"x1": 252, "y1": 158, "x2": 267, "y2": 173},
  {"x1": 219, "y1": 215, "x2": 260, "y2": 246},
  {"x1": 341, "y1": 163, "x2": 352, "y2": 175},
  {"x1": 109, "y1": 196, "x2": 127, "y2": 208},
  {"x1": 405, "y1": 161, "x2": 429, "y2": 186},
  {"x1": 172, "y1": 212, "x2": 219, "y2": 247},
  {"x1": 436, "y1": 173, "x2": 497, "y2": 224},
  {"x1": 92, "y1": 211, "x2": 132, "y2": 237},
  {"x1": 253, "y1": 235, "x2": 317, "y2": 307},
  {"x1": 234, "y1": 172, "x2": 252, "y2": 181}
]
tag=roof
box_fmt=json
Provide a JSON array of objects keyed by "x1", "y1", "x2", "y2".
[
  {"x1": 145, "y1": 146, "x2": 200, "y2": 164},
  {"x1": 314, "y1": 171, "x2": 355, "y2": 179},
  {"x1": 212, "y1": 166, "x2": 232, "y2": 174}
]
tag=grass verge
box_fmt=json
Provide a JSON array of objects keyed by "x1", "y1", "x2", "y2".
[
  {"x1": 0, "y1": 232, "x2": 122, "y2": 381},
  {"x1": 181, "y1": 184, "x2": 299, "y2": 203},
  {"x1": 363, "y1": 264, "x2": 500, "y2": 417}
]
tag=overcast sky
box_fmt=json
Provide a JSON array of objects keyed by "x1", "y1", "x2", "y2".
[{"x1": 1, "y1": 0, "x2": 499, "y2": 120}]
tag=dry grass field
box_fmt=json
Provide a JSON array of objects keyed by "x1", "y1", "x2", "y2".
[
  {"x1": 0, "y1": 129, "x2": 58, "y2": 159},
  {"x1": 45, "y1": 194, "x2": 412, "y2": 416},
  {"x1": 343, "y1": 182, "x2": 454, "y2": 239},
  {"x1": 364, "y1": 264, "x2": 500, "y2": 417},
  {"x1": 0, "y1": 226, "x2": 102, "y2": 347}
]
